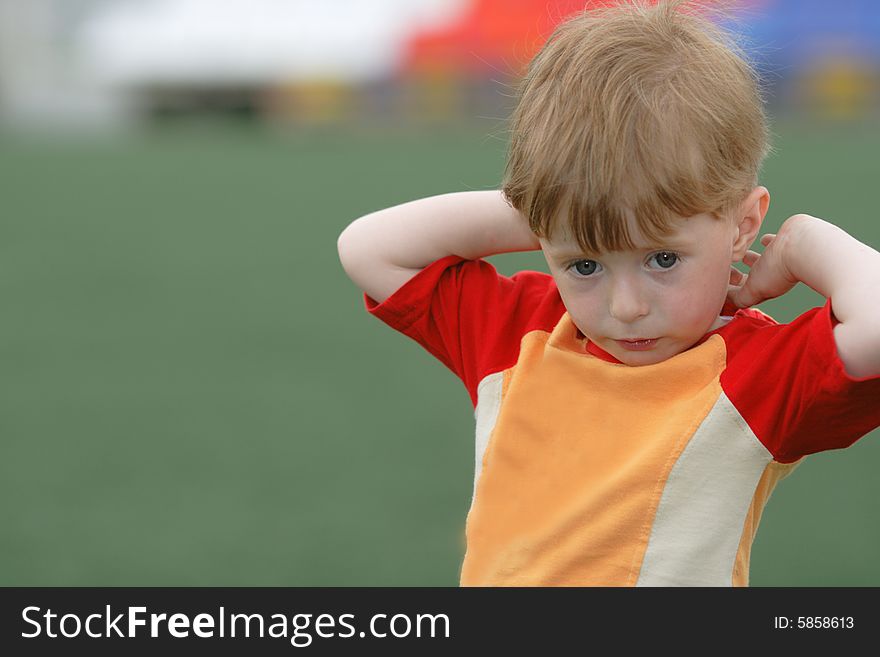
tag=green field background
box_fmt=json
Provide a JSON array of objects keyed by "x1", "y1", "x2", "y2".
[{"x1": 2, "y1": 117, "x2": 878, "y2": 586}]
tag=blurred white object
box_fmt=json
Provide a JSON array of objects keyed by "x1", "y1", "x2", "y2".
[
  {"x1": 78, "y1": 0, "x2": 468, "y2": 86},
  {"x1": 0, "y1": 0, "x2": 131, "y2": 130}
]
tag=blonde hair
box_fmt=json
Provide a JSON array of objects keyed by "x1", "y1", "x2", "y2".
[{"x1": 502, "y1": 0, "x2": 771, "y2": 253}]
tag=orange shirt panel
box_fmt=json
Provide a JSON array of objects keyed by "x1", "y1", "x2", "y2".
[{"x1": 461, "y1": 320, "x2": 727, "y2": 586}]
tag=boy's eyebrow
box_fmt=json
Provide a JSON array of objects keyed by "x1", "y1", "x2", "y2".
[{"x1": 549, "y1": 241, "x2": 693, "y2": 260}]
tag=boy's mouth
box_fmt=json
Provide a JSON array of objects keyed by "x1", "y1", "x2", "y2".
[{"x1": 616, "y1": 338, "x2": 658, "y2": 351}]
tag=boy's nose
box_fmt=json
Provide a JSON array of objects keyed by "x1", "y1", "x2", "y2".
[{"x1": 608, "y1": 277, "x2": 650, "y2": 323}]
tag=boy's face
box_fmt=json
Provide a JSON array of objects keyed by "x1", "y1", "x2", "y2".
[{"x1": 539, "y1": 196, "x2": 764, "y2": 366}]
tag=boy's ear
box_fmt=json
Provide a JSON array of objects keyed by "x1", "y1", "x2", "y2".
[{"x1": 730, "y1": 186, "x2": 770, "y2": 262}]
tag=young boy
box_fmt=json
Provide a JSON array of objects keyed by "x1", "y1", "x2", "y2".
[{"x1": 337, "y1": 0, "x2": 880, "y2": 586}]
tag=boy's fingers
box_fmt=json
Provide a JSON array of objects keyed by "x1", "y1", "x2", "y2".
[
  {"x1": 727, "y1": 284, "x2": 747, "y2": 309},
  {"x1": 742, "y1": 250, "x2": 760, "y2": 266},
  {"x1": 760, "y1": 233, "x2": 776, "y2": 246},
  {"x1": 731, "y1": 284, "x2": 758, "y2": 309},
  {"x1": 727, "y1": 268, "x2": 753, "y2": 308}
]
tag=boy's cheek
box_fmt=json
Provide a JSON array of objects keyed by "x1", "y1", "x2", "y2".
[
  {"x1": 685, "y1": 266, "x2": 731, "y2": 312},
  {"x1": 664, "y1": 288, "x2": 720, "y2": 332},
  {"x1": 563, "y1": 291, "x2": 604, "y2": 325}
]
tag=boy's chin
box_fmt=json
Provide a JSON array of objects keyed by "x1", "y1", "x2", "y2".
[
  {"x1": 609, "y1": 341, "x2": 681, "y2": 366},
  {"x1": 614, "y1": 350, "x2": 669, "y2": 367}
]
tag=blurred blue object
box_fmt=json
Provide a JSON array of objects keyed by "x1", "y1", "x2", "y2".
[
  {"x1": 722, "y1": 0, "x2": 880, "y2": 117},
  {"x1": 733, "y1": 0, "x2": 880, "y2": 75}
]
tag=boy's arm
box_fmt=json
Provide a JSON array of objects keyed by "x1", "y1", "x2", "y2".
[
  {"x1": 337, "y1": 190, "x2": 540, "y2": 304},
  {"x1": 730, "y1": 213, "x2": 880, "y2": 379}
]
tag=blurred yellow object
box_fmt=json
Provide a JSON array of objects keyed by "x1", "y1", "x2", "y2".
[
  {"x1": 800, "y1": 55, "x2": 876, "y2": 120},
  {"x1": 267, "y1": 80, "x2": 355, "y2": 124},
  {"x1": 399, "y1": 71, "x2": 464, "y2": 122}
]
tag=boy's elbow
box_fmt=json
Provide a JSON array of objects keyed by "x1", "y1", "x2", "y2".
[
  {"x1": 337, "y1": 221, "x2": 365, "y2": 279},
  {"x1": 337, "y1": 218, "x2": 420, "y2": 305},
  {"x1": 336, "y1": 223, "x2": 353, "y2": 263},
  {"x1": 337, "y1": 218, "x2": 381, "y2": 289}
]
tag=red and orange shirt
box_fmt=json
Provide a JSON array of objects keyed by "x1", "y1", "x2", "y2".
[{"x1": 364, "y1": 255, "x2": 880, "y2": 586}]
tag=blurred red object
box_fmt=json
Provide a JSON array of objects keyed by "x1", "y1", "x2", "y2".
[{"x1": 402, "y1": 0, "x2": 624, "y2": 77}]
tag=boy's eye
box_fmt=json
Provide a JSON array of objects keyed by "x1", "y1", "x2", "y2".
[
  {"x1": 571, "y1": 260, "x2": 599, "y2": 276},
  {"x1": 650, "y1": 252, "x2": 679, "y2": 269}
]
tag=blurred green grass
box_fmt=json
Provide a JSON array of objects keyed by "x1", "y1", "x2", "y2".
[{"x1": 1, "y1": 117, "x2": 878, "y2": 585}]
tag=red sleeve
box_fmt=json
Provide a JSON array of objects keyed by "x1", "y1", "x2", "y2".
[
  {"x1": 721, "y1": 298, "x2": 880, "y2": 463},
  {"x1": 364, "y1": 255, "x2": 564, "y2": 407}
]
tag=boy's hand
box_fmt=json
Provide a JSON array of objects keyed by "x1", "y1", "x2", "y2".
[
  {"x1": 726, "y1": 212, "x2": 880, "y2": 377},
  {"x1": 726, "y1": 219, "x2": 801, "y2": 309}
]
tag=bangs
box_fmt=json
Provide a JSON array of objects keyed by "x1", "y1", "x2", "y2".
[{"x1": 514, "y1": 100, "x2": 746, "y2": 254}]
